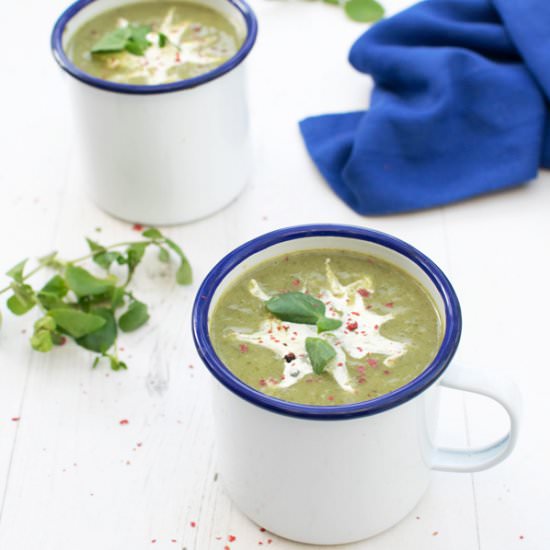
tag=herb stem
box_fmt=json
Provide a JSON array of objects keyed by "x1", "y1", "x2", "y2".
[{"x1": 0, "y1": 240, "x2": 152, "y2": 296}]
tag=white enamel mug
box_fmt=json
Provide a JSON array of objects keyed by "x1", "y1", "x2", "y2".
[
  {"x1": 51, "y1": 0, "x2": 257, "y2": 225},
  {"x1": 192, "y1": 225, "x2": 521, "y2": 545}
]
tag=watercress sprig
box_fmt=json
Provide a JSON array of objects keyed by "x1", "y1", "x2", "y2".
[
  {"x1": 265, "y1": 292, "x2": 341, "y2": 374},
  {"x1": 0, "y1": 228, "x2": 192, "y2": 370}
]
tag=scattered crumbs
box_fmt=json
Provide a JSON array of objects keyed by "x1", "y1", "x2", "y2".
[
  {"x1": 216, "y1": 536, "x2": 222, "y2": 541},
  {"x1": 416, "y1": 516, "x2": 420, "y2": 520},
  {"x1": 151, "y1": 539, "x2": 156, "y2": 544},
  {"x1": 228, "y1": 535, "x2": 236, "y2": 542},
  {"x1": 132, "y1": 223, "x2": 144, "y2": 231},
  {"x1": 519, "y1": 535, "x2": 525, "y2": 540},
  {"x1": 262, "y1": 215, "x2": 268, "y2": 221},
  {"x1": 267, "y1": 539, "x2": 272, "y2": 545},
  {"x1": 171, "y1": 539, "x2": 177, "y2": 543},
  {"x1": 224, "y1": 546, "x2": 230, "y2": 550},
  {"x1": 432, "y1": 531, "x2": 439, "y2": 537},
  {"x1": 21, "y1": 329, "x2": 27, "y2": 334},
  {"x1": 190, "y1": 521, "x2": 196, "y2": 528},
  {"x1": 119, "y1": 347, "x2": 125, "y2": 352},
  {"x1": 11, "y1": 417, "x2": 20, "y2": 422},
  {"x1": 137, "y1": 442, "x2": 143, "y2": 447},
  {"x1": 213, "y1": 472, "x2": 219, "y2": 482},
  {"x1": 95, "y1": 226, "x2": 102, "y2": 232},
  {"x1": 126, "y1": 460, "x2": 131, "y2": 465},
  {"x1": 188, "y1": 364, "x2": 194, "y2": 369},
  {"x1": 90, "y1": 493, "x2": 94, "y2": 496},
  {"x1": 119, "y1": 419, "x2": 129, "y2": 425},
  {"x1": 239, "y1": 344, "x2": 249, "y2": 353}
]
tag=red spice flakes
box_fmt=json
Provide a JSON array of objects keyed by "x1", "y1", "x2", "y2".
[
  {"x1": 11, "y1": 417, "x2": 20, "y2": 422},
  {"x1": 351, "y1": 311, "x2": 360, "y2": 316},
  {"x1": 374, "y1": 324, "x2": 379, "y2": 330},
  {"x1": 358, "y1": 288, "x2": 370, "y2": 298},
  {"x1": 119, "y1": 419, "x2": 129, "y2": 425},
  {"x1": 337, "y1": 362, "x2": 344, "y2": 367},
  {"x1": 59, "y1": 336, "x2": 67, "y2": 346},
  {"x1": 259, "y1": 379, "x2": 267, "y2": 387},
  {"x1": 171, "y1": 540, "x2": 177, "y2": 544},
  {"x1": 346, "y1": 321, "x2": 358, "y2": 331},
  {"x1": 367, "y1": 358, "x2": 378, "y2": 367},
  {"x1": 267, "y1": 540, "x2": 273, "y2": 545},
  {"x1": 327, "y1": 396, "x2": 334, "y2": 401},
  {"x1": 357, "y1": 346, "x2": 363, "y2": 353},
  {"x1": 291, "y1": 278, "x2": 300, "y2": 286},
  {"x1": 224, "y1": 546, "x2": 230, "y2": 550},
  {"x1": 260, "y1": 527, "x2": 266, "y2": 532},
  {"x1": 190, "y1": 521, "x2": 197, "y2": 528},
  {"x1": 383, "y1": 369, "x2": 390, "y2": 375},
  {"x1": 228, "y1": 535, "x2": 236, "y2": 542},
  {"x1": 432, "y1": 531, "x2": 439, "y2": 536},
  {"x1": 357, "y1": 365, "x2": 366, "y2": 373},
  {"x1": 519, "y1": 535, "x2": 525, "y2": 540},
  {"x1": 239, "y1": 344, "x2": 249, "y2": 353},
  {"x1": 132, "y1": 223, "x2": 143, "y2": 231},
  {"x1": 137, "y1": 442, "x2": 143, "y2": 447},
  {"x1": 188, "y1": 364, "x2": 194, "y2": 369},
  {"x1": 258, "y1": 543, "x2": 263, "y2": 546},
  {"x1": 175, "y1": 52, "x2": 181, "y2": 63},
  {"x1": 385, "y1": 302, "x2": 394, "y2": 308},
  {"x1": 151, "y1": 539, "x2": 157, "y2": 544}
]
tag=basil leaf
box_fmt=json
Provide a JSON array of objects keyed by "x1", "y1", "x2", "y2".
[
  {"x1": 91, "y1": 27, "x2": 132, "y2": 54},
  {"x1": 158, "y1": 32, "x2": 168, "y2": 47},
  {"x1": 76, "y1": 308, "x2": 117, "y2": 353},
  {"x1": 65, "y1": 265, "x2": 115, "y2": 298},
  {"x1": 316, "y1": 317, "x2": 342, "y2": 333},
  {"x1": 6, "y1": 259, "x2": 27, "y2": 282},
  {"x1": 48, "y1": 309, "x2": 106, "y2": 338},
  {"x1": 125, "y1": 25, "x2": 152, "y2": 56},
  {"x1": 7, "y1": 283, "x2": 36, "y2": 315},
  {"x1": 344, "y1": 0, "x2": 384, "y2": 22},
  {"x1": 119, "y1": 300, "x2": 149, "y2": 332},
  {"x1": 266, "y1": 292, "x2": 325, "y2": 325},
  {"x1": 41, "y1": 275, "x2": 68, "y2": 297},
  {"x1": 305, "y1": 337, "x2": 336, "y2": 374}
]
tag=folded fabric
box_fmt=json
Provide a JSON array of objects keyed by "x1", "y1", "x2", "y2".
[{"x1": 299, "y1": 0, "x2": 550, "y2": 215}]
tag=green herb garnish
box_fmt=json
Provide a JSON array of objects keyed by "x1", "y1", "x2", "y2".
[
  {"x1": 265, "y1": 292, "x2": 342, "y2": 333},
  {"x1": 322, "y1": 0, "x2": 384, "y2": 23},
  {"x1": 0, "y1": 228, "x2": 192, "y2": 370},
  {"x1": 305, "y1": 337, "x2": 337, "y2": 374},
  {"x1": 91, "y1": 24, "x2": 153, "y2": 57}
]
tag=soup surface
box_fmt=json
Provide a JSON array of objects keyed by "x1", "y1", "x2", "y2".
[
  {"x1": 210, "y1": 250, "x2": 443, "y2": 406},
  {"x1": 66, "y1": 1, "x2": 242, "y2": 85}
]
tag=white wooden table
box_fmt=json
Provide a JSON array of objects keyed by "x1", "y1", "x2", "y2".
[{"x1": 0, "y1": 0, "x2": 547, "y2": 548}]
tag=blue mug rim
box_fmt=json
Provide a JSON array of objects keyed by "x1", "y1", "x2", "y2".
[
  {"x1": 51, "y1": 0, "x2": 258, "y2": 95},
  {"x1": 192, "y1": 224, "x2": 462, "y2": 420}
]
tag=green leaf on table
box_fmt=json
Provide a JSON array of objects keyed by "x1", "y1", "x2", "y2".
[
  {"x1": 86, "y1": 238, "x2": 104, "y2": 253},
  {"x1": 142, "y1": 228, "x2": 163, "y2": 240},
  {"x1": 266, "y1": 292, "x2": 326, "y2": 325},
  {"x1": 305, "y1": 337, "x2": 336, "y2": 374},
  {"x1": 6, "y1": 259, "x2": 27, "y2": 282},
  {"x1": 157, "y1": 246, "x2": 170, "y2": 263},
  {"x1": 344, "y1": 0, "x2": 385, "y2": 22},
  {"x1": 93, "y1": 251, "x2": 123, "y2": 270},
  {"x1": 65, "y1": 265, "x2": 115, "y2": 298},
  {"x1": 7, "y1": 283, "x2": 36, "y2": 315},
  {"x1": 316, "y1": 317, "x2": 343, "y2": 333},
  {"x1": 165, "y1": 238, "x2": 193, "y2": 284},
  {"x1": 31, "y1": 329, "x2": 53, "y2": 353},
  {"x1": 91, "y1": 26, "x2": 132, "y2": 53},
  {"x1": 119, "y1": 300, "x2": 149, "y2": 332},
  {"x1": 48, "y1": 308, "x2": 106, "y2": 338},
  {"x1": 76, "y1": 308, "x2": 117, "y2": 353}
]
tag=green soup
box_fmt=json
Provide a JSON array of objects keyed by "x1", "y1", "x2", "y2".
[
  {"x1": 210, "y1": 250, "x2": 443, "y2": 406},
  {"x1": 66, "y1": 1, "x2": 242, "y2": 85}
]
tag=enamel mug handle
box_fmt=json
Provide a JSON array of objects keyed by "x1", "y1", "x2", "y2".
[{"x1": 431, "y1": 366, "x2": 521, "y2": 473}]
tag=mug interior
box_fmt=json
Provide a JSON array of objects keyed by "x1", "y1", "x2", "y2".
[
  {"x1": 193, "y1": 225, "x2": 462, "y2": 420},
  {"x1": 51, "y1": 0, "x2": 257, "y2": 94}
]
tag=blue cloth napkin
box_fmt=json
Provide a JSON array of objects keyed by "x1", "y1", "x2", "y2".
[{"x1": 299, "y1": 0, "x2": 550, "y2": 215}]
